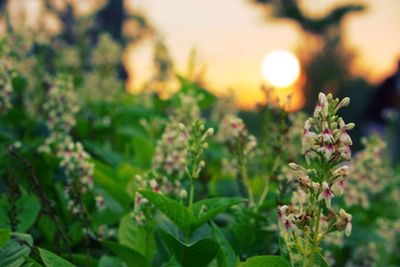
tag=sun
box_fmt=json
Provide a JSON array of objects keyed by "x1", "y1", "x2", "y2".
[{"x1": 261, "y1": 50, "x2": 300, "y2": 88}]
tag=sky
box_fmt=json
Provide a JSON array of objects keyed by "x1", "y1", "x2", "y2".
[{"x1": 127, "y1": 0, "x2": 400, "y2": 109}]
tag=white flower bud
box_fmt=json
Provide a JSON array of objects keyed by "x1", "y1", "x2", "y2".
[
  {"x1": 179, "y1": 189, "x2": 187, "y2": 199},
  {"x1": 178, "y1": 123, "x2": 186, "y2": 132}
]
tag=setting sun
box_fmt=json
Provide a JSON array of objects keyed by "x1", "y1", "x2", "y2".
[{"x1": 262, "y1": 50, "x2": 300, "y2": 88}]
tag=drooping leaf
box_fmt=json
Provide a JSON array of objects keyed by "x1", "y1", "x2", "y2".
[
  {"x1": 0, "y1": 233, "x2": 33, "y2": 267},
  {"x1": 139, "y1": 190, "x2": 195, "y2": 232},
  {"x1": 0, "y1": 228, "x2": 11, "y2": 247},
  {"x1": 118, "y1": 215, "x2": 156, "y2": 260},
  {"x1": 211, "y1": 223, "x2": 237, "y2": 267},
  {"x1": 239, "y1": 255, "x2": 289, "y2": 267},
  {"x1": 93, "y1": 167, "x2": 131, "y2": 210},
  {"x1": 100, "y1": 240, "x2": 150, "y2": 267},
  {"x1": 192, "y1": 197, "x2": 245, "y2": 230},
  {"x1": 38, "y1": 248, "x2": 75, "y2": 267},
  {"x1": 160, "y1": 229, "x2": 219, "y2": 267}
]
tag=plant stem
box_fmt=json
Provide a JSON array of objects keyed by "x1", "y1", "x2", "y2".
[
  {"x1": 189, "y1": 179, "x2": 195, "y2": 210},
  {"x1": 257, "y1": 175, "x2": 270, "y2": 207},
  {"x1": 308, "y1": 204, "x2": 322, "y2": 267},
  {"x1": 240, "y1": 161, "x2": 254, "y2": 207}
]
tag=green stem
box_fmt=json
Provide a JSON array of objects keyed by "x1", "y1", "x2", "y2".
[
  {"x1": 188, "y1": 179, "x2": 195, "y2": 211},
  {"x1": 240, "y1": 161, "x2": 254, "y2": 207},
  {"x1": 257, "y1": 176, "x2": 269, "y2": 207},
  {"x1": 308, "y1": 204, "x2": 322, "y2": 267}
]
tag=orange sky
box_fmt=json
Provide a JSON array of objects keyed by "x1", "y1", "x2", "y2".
[{"x1": 127, "y1": 0, "x2": 400, "y2": 109}]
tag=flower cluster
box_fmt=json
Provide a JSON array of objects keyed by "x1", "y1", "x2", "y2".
[
  {"x1": 84, "y1": 33, "x2": 123, "y2": 101},
  {"x1": 58, "y1": 141, "x2": 94, "y2": 194},
  {"x1": 217, "y1": 115, "x2": 257, "y2": 157},
  {"x1": 39, "y1": 76, "x2": 94, "y2": 214},
  {"x1": 132, "y1": 172, "x2": 184, "y2": 224},
  {"x1": 172, "y1": 91, "x2": 202, "y2": 126},
  {"x1": 39, "y1": 76, "x2": 79, "y2": 152},
  {"x1": 181, "y1": 120, "x2": 214, "y2": 180},
  {"x1": 345, "y1": 136, "x2": 392, "y2": 208},
  {"x1": 0, "y1": 40, "x2": 17, "y2": 114},
  {"x1": 278, "y1": 93, "x2": 355, "y2": 266},
  {"x1": 210, "y1": 91, "x2": 237, "y2": 123},
  {"x1": 152, "y1": 122, "x2": 188, "y2": 178},
  {"x1": 91, "y1": 33, "x2": 122, "y2": 69},
  {"x1": 217, "y1": 114, "x2": 257, "y2": 205},
  {"x1": 152, "y1": 91, "x2": 202, "y2": 177},
  {"x1": 302, "y1": 93, "x2": 354, "y2": 164}
]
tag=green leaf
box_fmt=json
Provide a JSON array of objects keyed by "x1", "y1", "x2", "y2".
[
  {"x1": 279, "y1": 236, "x2": 293, "y2": 267},
  {"x1": 118, "y1": 215, "x2": 155, "y2": 260},
  {"x1": 0, "y1": 228, "x2": 11, "y2": 247},
  {"x1": 62, "y1": 254, "x2": 98, "y2": 267},
  {"x1": 94, "y1": 167, "x2": 131, "y2": 210},
  {"x1": 139, "y1": 190, "x2": 195, "y2": 232},
  {"x1": 211, "y1": 223, "x2": 236, "y2": 267},
  {"x1": 24, "y1": 256, "x2": 44, "y2": 267},
  {"x1": 38, "y1": 248, "x2": 75, "y2": 267},
  {"x1": 160, "y1": 229, "x2": 219, "y2": 267},
  {"x1": 100, "y1": 240, "x2": 150, "y2": 267},
  {"x1": 166, "y1": 255, "x2": 181, "y2": 267},
  {"x1": 132, "y1": 136, "x2": 154, "y2": 168},
  {"x1": 192, "y1": 197, "x2": 244, "y2": 230},
  {"x1": 16, "y1": 191, "x2": 41, "y2": 232},
  {"x1": 0, "y1": 233, "x2": 33, "y2": 267},
  {"x1": 239, "y1": 256, "x2": 289, "y2": 267},
  {"x1": 98, "y1": 256, "x2": 125, "y2": 267},
  {"x1": 314, "y1": 253, "x2": 330, "y2": 267}
]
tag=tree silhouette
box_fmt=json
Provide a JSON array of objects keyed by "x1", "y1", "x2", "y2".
[{"x1": 251, "y1": 0, "x2": 366, "y2": 111}]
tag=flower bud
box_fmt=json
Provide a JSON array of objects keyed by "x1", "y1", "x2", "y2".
[
  {"x1": 178, "y1": 123, "x2": 186, "y2": 132},
  {"x1": 205, "y1": 128, "x2": 214, "y2": 137},
  {"x1": 179, "y1": 189, "x2": 187, "y2": 199}
]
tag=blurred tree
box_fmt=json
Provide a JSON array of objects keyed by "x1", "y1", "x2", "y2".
[{"x1": 251, "y1": 0, "x2": 366, "y2": 111}]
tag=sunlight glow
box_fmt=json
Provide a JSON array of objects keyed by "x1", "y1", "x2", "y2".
[{"x1": 262, "y1": 50, "x2": 300, "y2": 88}]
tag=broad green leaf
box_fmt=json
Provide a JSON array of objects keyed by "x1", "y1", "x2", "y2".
[
  {"x1": 192, "y1": 197, "x2": 245, "y2": 230},
  {"x1": 0, "y1": 228, "x2": 11, "y2": 247},
  {"x1": 100, "y1": 240, "x2": 150, "y2": 267},
  {"x1": 84, "y1": 141, "x2": 122, "y2": 167},
  {"x1": 0, "y1": 233, "x2": 33, "y2": 267},
  {"x1": 118, "y1": 215, "x2": 156, "y2": 260},
  {"x1": 166, "y1": 255, "x2": 181, "y2": 267},
  {"x1": 139, "y1": 190, "x2": 195, "y2": 232},
  {"x1": 37, "y1": 216, "x2": 56, "y2": 243},
  {"x1": 160, "y1": 229, "x2": 219, "y2": 267},
  {"x1": 132, "y1": 136, "x2": 154, "y2": 168},
  {"x1": 211, "y1": 223, "x2": 236, "y2": 267},
  {"x1": 239, "y1": 256, "x2": 288, "y2": 267},
  {"x1": 94, "y1": 167, "x2": 131, "y2": 210},
  {"x1": 98, "y1": 255, "x2": 125, "y2": 267},
  {"x1": 16, "y1": 191, "x2": 41, "y2": 232},
  {"x1": 38, "y1": 248, "x2": 75, "y2": 267}
]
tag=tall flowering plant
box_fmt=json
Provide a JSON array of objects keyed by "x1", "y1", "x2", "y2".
[
  {"x1": 39, "y1": 76, "x2": 95, "y2": 214},
  {"x1": 217, "y1": 115, "x2": 257, "y2": 206},
  {"x1": 278, "y1": 93, "x2": 355, "y2": 266}
]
